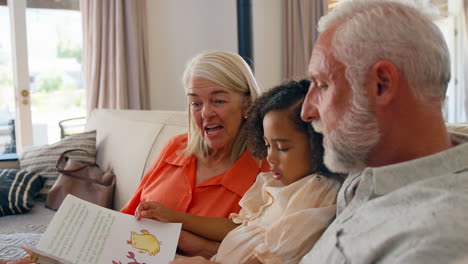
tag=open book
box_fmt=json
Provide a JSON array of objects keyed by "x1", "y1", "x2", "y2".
[{"x1": 25, "y1": 194, "x2": 182, "y2": 264}]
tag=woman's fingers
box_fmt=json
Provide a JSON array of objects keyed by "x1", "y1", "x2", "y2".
[{"x1": 135, "y1": 201, "x2": 173, "y2": 222}]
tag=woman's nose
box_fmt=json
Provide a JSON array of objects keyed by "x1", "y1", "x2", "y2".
[{"x1": 201, "y1": 104, "x2": 215, "y2": 119}]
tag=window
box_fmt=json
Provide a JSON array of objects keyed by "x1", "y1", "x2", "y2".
[
  {"x1": 0, "y1": 0, "x2": 84, "y2": 155},
  {"x1": 26, "y1": 3, "x2": 85, "y2": 144},
  {"x1": 435, "y1": 0, "x2": 467, "y2": 122}
]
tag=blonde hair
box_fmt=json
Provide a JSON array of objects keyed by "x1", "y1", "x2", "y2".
[{"x1": 182, "y1": 50, "x2": 262, "y2": 162}]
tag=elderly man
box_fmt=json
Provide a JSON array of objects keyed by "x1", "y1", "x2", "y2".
[{"x1": 300, "y1": 0, "x2": 468, "y2": 263}]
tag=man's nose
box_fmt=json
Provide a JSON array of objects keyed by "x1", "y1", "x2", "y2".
[{"x1": 301, "y1": 90, "x2": 319, "y2": 122}]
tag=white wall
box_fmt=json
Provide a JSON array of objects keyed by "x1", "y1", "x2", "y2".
[
  {"x1": 146, "y1": 0, "x2": 237, "y2": 110},
  {"x1": 145, "y1": 0, "x2": 283, "y2": 110}
]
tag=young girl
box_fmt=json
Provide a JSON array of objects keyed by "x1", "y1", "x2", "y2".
[{"x1": 137, "y1": 79, "x2": 343, "y2": 264}]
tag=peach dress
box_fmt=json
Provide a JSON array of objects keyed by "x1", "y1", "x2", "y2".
[{"x1": 211, "y1": 172, "x2": 341, "y2": 264}]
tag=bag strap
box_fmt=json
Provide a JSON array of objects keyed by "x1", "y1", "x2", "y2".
[
  {"x1": 57, "y1": 169, "x2": 103, "y2": 184},
  {"x1": 56, "y1": 148, "x2": 92, "y2": 173}
]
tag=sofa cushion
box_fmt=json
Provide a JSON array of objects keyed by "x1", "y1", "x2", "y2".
[
  {"x1": 0, "y1": 169, "x2": 44, "y2": 216},
  {"x1": 19, "y1": 131, "x2": 97, "y2": 200}
]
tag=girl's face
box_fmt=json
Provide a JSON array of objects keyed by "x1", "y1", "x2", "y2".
[
  {"x1": 187, "y1": 77, "x2": 247, "y2": 153},
  {"x1": 263, "y1": 110, "x2": 316, "y2": 185}
]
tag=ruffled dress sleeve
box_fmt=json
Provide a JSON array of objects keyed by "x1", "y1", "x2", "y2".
[{"x1": 253, "y1": 174, "x2": 341, "y2": 264}]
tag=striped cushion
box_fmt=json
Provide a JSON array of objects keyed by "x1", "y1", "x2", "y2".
[
  {"x1": 0, "y1": 169, "x2": 44, "y2": 216},
  {"x1": 19, "y1": 130, "x2": 97, "y2": 200}
]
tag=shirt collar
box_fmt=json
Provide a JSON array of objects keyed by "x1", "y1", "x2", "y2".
[
  {"x1": 165, "y1": 146, "x2": 262, "y2": 196},
  {"x1": 165, "y1": 146, "x2": 191, "y2": 167},
  {"x1": 370, "y1": 132, "x2": 468, "y2": 196},
  {"x1": 219, "y1": 150, "x2": 262, "y2": 196}
]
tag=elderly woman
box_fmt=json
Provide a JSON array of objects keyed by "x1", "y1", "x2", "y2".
[
  {"x1": 121, "y1": 50, "x2": 269, "y2": 219},
  {"x1": 0, "y1": 51, "x2": 268, "y2": 264}
]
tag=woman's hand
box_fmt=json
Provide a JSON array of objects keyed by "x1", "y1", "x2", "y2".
[{"x1": 135, "y1": 201, "x2": 180, "y2": 222}]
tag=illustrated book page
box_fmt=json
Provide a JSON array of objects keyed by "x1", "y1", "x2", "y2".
[{"x1": 27, "y1": 194, "x2": 182, "y2": 264}]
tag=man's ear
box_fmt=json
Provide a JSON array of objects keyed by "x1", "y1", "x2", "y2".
[{"x1": 370, "y1": 60, "x2": 400, "y2": 106}]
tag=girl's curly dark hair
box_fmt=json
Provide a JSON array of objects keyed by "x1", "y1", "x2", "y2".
[{"x1": 244, "y1": 79, "x2": 343, "y2": 181}]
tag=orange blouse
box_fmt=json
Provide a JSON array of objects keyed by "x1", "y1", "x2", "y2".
[{"x1": 121, "y1": 133, "x2": 269, "y2": 218}]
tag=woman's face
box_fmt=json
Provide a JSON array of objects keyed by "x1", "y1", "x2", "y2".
[{"x1": 187, "y1": 78, "x2": 247, "y2": 153}]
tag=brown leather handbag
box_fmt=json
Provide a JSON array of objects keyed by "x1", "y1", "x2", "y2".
[{"x1": 45, "y1": 149, "x2": 115, "y2": 210}]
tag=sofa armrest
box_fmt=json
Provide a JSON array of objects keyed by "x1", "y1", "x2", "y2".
[{"x1": 86, "y1": 109, "x2": 188, "y2": 211}]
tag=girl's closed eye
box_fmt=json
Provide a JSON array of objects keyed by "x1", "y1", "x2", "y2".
[
  {"x1": 278, "y1": 146, "x2": 289, "y2": 152},
  {"x1": 263, "y1": 138, "x2": 270, "y2": 149},
  {"x1": 270, "y1": 142, "x2": 290, "y2": 152}
]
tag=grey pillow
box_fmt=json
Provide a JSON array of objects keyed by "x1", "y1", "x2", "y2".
[
  {"x1": 19, "y1": 130, "x2": 97, "y2": 200},
  {"x1": 0, "y1": 169, "x2": 44, "y2": 216}
]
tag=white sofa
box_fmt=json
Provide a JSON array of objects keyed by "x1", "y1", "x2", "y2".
[{"x1": 0, "y1": 109, "x2": 188, "y2": 259}]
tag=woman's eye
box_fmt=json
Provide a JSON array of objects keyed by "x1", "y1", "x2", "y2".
[
  {"x1": 278, "y1": 148, "x2": 289, "y2": 152},
  {"x1": 190, "y1": 102, "x2": 202, "y2": 109},
  {"x1": 214, "y1": 99, "x2": 226, "y2": 104}
]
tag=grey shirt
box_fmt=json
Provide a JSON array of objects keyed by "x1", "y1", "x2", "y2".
[{"x1": 300, "y1": 132, "x2": 468, "y2": 264}]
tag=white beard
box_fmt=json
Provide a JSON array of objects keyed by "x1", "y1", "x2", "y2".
[{"x1": 314, "y1": 96, "x2": 380, "y2": 173}]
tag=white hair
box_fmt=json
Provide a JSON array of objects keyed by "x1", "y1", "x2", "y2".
[{"x1": 319, "y1": 0, "x2": 451, "y2": 102}]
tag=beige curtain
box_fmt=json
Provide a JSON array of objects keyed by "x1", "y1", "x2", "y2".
[
  {"x1": 283, "y1": 0, "x2": 327, "y2": 80},
  {"x1": 465, "y1": 0, "x2": 468, "y2": 28},
  {"x1": 80, "y1": 0, "x2": 149, "y2": 114}
]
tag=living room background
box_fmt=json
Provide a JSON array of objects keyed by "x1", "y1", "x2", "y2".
[{"x1": 0, "y1": 0, "x2": 466, "y2": 156}]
